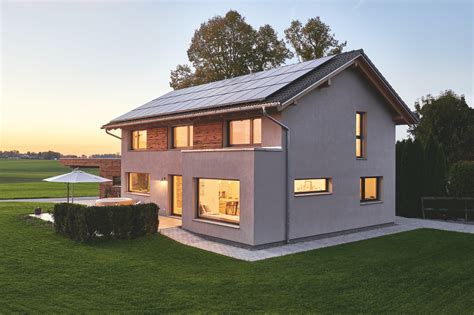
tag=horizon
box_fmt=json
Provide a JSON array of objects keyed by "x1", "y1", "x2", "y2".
[{"x1": 1, "y1": 1, "x2": 472, "y2": 155}]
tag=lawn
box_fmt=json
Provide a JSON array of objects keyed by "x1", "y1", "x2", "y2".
[
  {"x1": 1, "y1": 202, "x2": 473, "y2": 313},
  {"x1": 0, "y1": 159, "x2": 99, "y2": 199}
]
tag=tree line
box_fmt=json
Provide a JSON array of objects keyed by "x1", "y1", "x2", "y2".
[
  {"x1": 0, "y1": 150, "x2": 120, "y2": 160},
  {"x1": 396, "y1": 90, "x2": 474, "y2": 217},
  {"x1": 170, "y1": 10, "x2": 346, "y2": 89}
]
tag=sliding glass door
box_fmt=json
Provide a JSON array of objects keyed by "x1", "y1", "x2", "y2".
[{"x1": 171, "y1": 175, "x2": 183, "y2": 216}]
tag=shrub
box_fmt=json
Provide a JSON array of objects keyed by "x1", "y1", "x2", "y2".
[
  {"x1": 448, "y1": 161, "x2": 474, "y2": 197},
  {"x1": 53, "y1": 203, "x2": 159, "y2": 242}
]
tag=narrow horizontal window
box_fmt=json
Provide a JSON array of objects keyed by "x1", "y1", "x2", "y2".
[
  {"x1": 360, "y1": 177, "x2": 381, "y2": 202},
  {"x1": 131, "y1": 130, "x2": 147, "y2": 150},
  {"x1": 229, "y1": 118, "x2": 261, "y2": 146},
  {"x1": 197, "y1": 178, "x2": 240, "y2": 224},
  {"x1": 294, "y1": 178, "x2": 331, "y2": 195},
  {"x1": 173, "y1": 125, "x2": 193, "y2": 148},
  {"x1": 128, "y1": 172, "x2": 150, "y2": 194}
]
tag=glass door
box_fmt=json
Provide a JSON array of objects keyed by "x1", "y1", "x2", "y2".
[{"x1": 171, "y1": 175, "x2": 183, "y2": 216}]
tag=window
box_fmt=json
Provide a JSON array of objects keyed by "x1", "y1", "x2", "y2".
[
  {"x1": 132, "y1": 130, "x2": 147, "y2": 150},
  {"x1": 128, "y1": 173, "x2": 150, "y2": 194},
  {"x1": 229, "y1": 118, "x2": 262, "y2": 146},
  {"x1": 172, "y1": 175, "x2": 183, "y2": 216},
  {"x1": 112, "y1": 176, "x2": 121, "y2": 186},
  {"x1": 360, "y1": 177, "x2": 381, "y2": 202},
  {"x1": 294, "y1": 178, "x2": 331, "y2": 195},
  {"x1": 173, "y1": 125, "x2": 193, "y2": 148},
  {"x1": 197, "y1": 178, "x2": 240, "y2": 224},
  {"x1": 356, "y1": 112, "x2": 365, "y2": 158}
]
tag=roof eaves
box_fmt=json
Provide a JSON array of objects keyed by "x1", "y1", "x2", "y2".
[{"x1": 102, "y1": 101, "x2": 280, "y2": 130}]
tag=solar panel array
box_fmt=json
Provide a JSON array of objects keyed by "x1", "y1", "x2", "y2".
[{"x1": 112, "y1": 55, "x2": 334, "y2": 122}]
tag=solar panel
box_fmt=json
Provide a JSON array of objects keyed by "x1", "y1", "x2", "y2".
[{"x1": 111, "y1": 55, "x2": 334, "y2": 122}]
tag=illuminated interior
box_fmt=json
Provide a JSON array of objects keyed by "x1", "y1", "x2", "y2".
[
  {"x1": 132, "y1": 130, "x2": 147, "y2": 150},
  {"x1": 360, "y1": 177, "x2": 380, "y2": 201},
  {"x1": 172, "y1": 175, "x2": 183, "y2": 216},
  {"x1": 294, "y1": 178, "x2": 330, "y2": 194},
  {"x1": 128, "y1": 172, "x2": 150, "y2": 193},
  {"x1": 173, "y1": 125, "x2": 193, "y2": 148},
  {"x1": 229, "y1": 118, "x2": 261, "y2": 145},
  {"x1": 198, "y1": 179, "x2": 240, "y2": 224}
]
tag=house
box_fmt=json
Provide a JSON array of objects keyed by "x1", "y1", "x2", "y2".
[{"x1": 102, "y1": 49, "x2": 417, "y2": 247}]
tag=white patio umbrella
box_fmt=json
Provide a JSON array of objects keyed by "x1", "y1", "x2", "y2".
[{"x1": 43, "y1": 168, "x2": 112, "y2": 203}]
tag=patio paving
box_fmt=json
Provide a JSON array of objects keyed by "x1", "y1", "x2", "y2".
[{"x1": 160, "y1": 216, "x2": 474, "y2": 261}]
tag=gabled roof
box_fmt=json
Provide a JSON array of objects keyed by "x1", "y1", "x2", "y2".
[{"x1": 103, "y1": 49, "x2": 417, "y2": 129}]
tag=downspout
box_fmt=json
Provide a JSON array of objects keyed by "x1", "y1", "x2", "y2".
[
  {"x1": 262, "y1": 107, "x2": 291, "y2": 244},
  {"x1": 105, "y1": 129, "x2": 122, "y2": 140}
]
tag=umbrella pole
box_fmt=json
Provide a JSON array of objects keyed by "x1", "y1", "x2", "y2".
[
  {"x1": 67, "y1": 183, "x2": 70, "y2": 203},
  {"x1": 72, "y1": 184, "x2": 74, "y2": 204}
]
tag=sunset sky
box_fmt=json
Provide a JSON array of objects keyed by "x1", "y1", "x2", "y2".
[{"x1": 1, "y1": 0, "x2": 472, "y2": 155}]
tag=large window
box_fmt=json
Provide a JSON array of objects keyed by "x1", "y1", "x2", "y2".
[
  {"x1": 172, "y1": 175, "x2": 183, "y2": 216},
  {"x1": 229, "y1": 118, "x2": 261, "y2": 146},
  {"x1": 360, "y1": 177, "x2": 381, "y2": 202},
  {"x1": 356, "y1": 112, "x2": 365, "y2": 158},
  {"x1": 197, "y1": 178, "x2": 240, "y2": 224},
  {"x1": 132, "y1": 130, "x2": 147, "y2": 150},
  {"x1": 173, "y1": 125, "x2": 193, "y2": 148},
  {"x1": 128, "y1": 172, "x2": 150, "y2": 194},
  {"x1": 294, "y1": 178, "x2": 331, "y2": 195}
]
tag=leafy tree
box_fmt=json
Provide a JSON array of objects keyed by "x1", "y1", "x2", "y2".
[
  {"x1": 284, "y1": 17, "x2": 347, "y2": 62},
  {"x1": 448, "y1": 161, "x2": 474, "y2": 197},
  {"x1": 170, "y1": 10, "x2": 292, "y2": 90},
  {"x1": 409, "y1": 90, "x2": 474, "y2": 164}
]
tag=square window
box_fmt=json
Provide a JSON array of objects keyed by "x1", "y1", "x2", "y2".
[{"x1": 360, "y1": 177, "x2": 381, "y2": 202}]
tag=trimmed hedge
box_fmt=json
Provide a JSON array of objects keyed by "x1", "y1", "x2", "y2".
[{"x1": 53, "y1": 203, "x2": 159, "y2": 242}]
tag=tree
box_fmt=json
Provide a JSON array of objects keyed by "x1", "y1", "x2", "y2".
[
  {"x1": 422, "y1": 137, "x2": 447, "y2": 196},
  {"x1": 396, "y1": 140, "x2": 407, "y2": 215},
  {"x1": 170, "y1": 10, "x2": 292, "y2": 90},
  {"x1": 398, "y1": 139, "x2": 424, "y2": 217},
  {"x1": 409, "y1": 90, "x2": 474, "y2": 164},
  {"x1": 448, "y1": 161, "x2": 474, "y2": 197},
  {"x1": 284, "y1": 17, "x2": 347, "y2": 62}
]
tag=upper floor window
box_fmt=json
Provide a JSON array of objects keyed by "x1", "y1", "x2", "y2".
[
  {"x1": 128, "y1": 172, "x2": 150, "y2": 194},
  {"x1": 228, "y1": 118, "x2": 261, "y2": 146},
  {"x1": 173, "y1": 125, "x2": 193, "y2": 148},
  {"x1": 132, "y1": 130, "x2": 147, "y2": 150},
  {"x1": 360, "y1": 177, "x2": 381, "y2": 202},
  {"x1": 294, "y1": 178, "x2": 332, "y2": 195},
  {"x1": 356, "y1": 112, "x2": 366, "y2": 158}
]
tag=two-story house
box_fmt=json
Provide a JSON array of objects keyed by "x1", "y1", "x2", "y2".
[{"x1": 102, "y1": 49, "x2": 417, "y2": 247}]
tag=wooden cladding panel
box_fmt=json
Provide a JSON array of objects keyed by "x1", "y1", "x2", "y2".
[
  {"x1": 193, "y1": 121, "x2": 223, "y2": 149},
  {"x1": 147, "y1": 127, "x2": 168, "y2": 150}
]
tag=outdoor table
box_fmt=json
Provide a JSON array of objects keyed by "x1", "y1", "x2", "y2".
[{"x1": 95, "y1": 197, "x2": 135, "y2": 206}]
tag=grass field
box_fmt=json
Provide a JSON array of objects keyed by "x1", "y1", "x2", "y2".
[
  {"x1": 0, "y1": 159, "x2": 99, "y2": 199},
  {"x1": 1, "y1": 202, "x2": 473, "y2": 313}
]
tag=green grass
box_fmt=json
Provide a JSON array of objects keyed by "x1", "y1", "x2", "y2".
[
  {"x1": 1, "y1": 202, "x2": 473, "y2": 313},
  {"x1": 0, "y1": 159, "x2": 99, "y2": 199}
]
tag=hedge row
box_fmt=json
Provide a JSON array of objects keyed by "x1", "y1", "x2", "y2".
[{"x1": 53, "y1": 203, "x2": 159, "y2": 242}]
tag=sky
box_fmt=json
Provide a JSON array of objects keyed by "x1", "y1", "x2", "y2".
[{"x1": 1, "y1": 0, "x2": 472, "y2": 155}]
